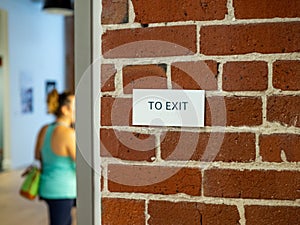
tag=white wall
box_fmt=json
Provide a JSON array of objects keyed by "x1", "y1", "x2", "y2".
[{"x1": 0, "y1": 0, "x2": 66, "y2": 169}]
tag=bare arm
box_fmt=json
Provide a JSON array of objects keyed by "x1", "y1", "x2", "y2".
[
  {"x1": 66, "y1": 128, "x2": 76, "y2": 161},
  {"x1": 34, "y1": 125, "x2": 48, "y2": 161}
]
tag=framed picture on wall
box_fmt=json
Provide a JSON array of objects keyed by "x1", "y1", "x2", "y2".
[
  {"x1": 45, "y1": 80, "x2": 56, "y2": 96},
  {"x1": 20, "y1": 72, "x2": 34, "y2": 114}
]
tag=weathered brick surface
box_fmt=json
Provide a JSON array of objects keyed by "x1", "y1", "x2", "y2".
[
  {"x1": 267, "y1": 95, "x2": 300, "y2": 127},
  {"x1": 102, "y1": 0, "x2": 128, "y2": 24},
  {"x1": 132, "y1": 0, "x2": 227, "y2": 23},
  {"x1": 260, "y1": 134, "x2": 300, "y2": 162},
  {"x1": 108, "y1": 165, "x2": 201, "y2": 196},
  {"x1": 200, "y1": 22, "x2": 300, "y2": 55},
  {"x1": 273, "y1": 60, "x2": 300, "y2": 91},
  {"x1": 206, "y1": 96, "x2": 263, "y2": 126},
  {"x1": 99, "y1": 1, "x2": 300, "y2": 224},
  {"x1": 245, "y1": 205, "x2": 300, "y2": 225},
  {"x1": 148, "y1": 201, "x2": 240, "y2": 225},
  {"x1": 234, "y1": 0, "x2": 300, "y2": 19},
  {"x1": 102, "y1": 198, "x2": 145, "y2": 225},
  {"x1": 171, "y1": 61, "x2": 218, "y2": 90},
  {"x1": 123, "y1": 64, "x2": 167, "y2": 94},
  {"x1": 101, "y1": 97, "x2": 132, "y2": 126},
  {"x1": 223, "y1": 61, "x2": 268, "y2": 91},
  {"x1": 102, "y1": 26, "x2": 197, "y2": 58},
  {"x1": 161, "y1": 131, "x2": 256, "y2": 162},
  {"x1": 101, "y1": 64, "x2": 116, "y2": 92},
  {"x1": 100, "y1": 129, "x2": 156, "y2": 161},
  {"x1": 204, "y1": 169, "x2": 300, "y2": 200}
]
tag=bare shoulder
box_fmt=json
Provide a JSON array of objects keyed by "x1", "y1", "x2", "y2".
[{"x1": 55, "y1": 125, "x2": 75, "y2": 138}]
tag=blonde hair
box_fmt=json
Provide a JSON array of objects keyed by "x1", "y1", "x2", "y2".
[
  {"x1": 47, "y1": 89, "x2": 73, "y2": 117},
  {"x1": 47, "y1": 89, "x2": 59, "y2": 114}
]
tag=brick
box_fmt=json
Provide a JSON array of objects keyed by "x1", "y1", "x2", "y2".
[
  {"x1": 267, "y1": 95, "x2": 300, "y2": 127},
  {"x1": 234, "y1": 0, "x2": 300, "y2": 19},
  {"x1": 161, "y1": 131, "x2": 255, "y2": 162},
  {"x1": 245, "y1": 205, "x2": 300, "y2": 225},
  {"x1": 148, "y1": 201, "x2": 240, "y2": 225},
  {"x1": 260, "y1": 134, "x2": 300, "y2": 162},
  {"x1": 101, "y1": 97, "x2": 132, "y2": 126},
  {"x1": 100, "y1": 128, "x2": 156, "y2": 161},
  {"x1": 132, "y1": 0, "x2": 227, "y2": 23},
  {"x1": 204, "y1": 169, "x2": 300, "y2": 200},
  {"x1": 101, "y1": 64, "x2": 116, "y2": 92},
  {"x1": 102, "y1": 0, "x2": 128, "y2": 24},
  {"x1": 108, "y1": 165, "x2": 201, "y2": 196},
  {"x1": 171, "y1": 61, "x2": 218, "y2": 90},
  {"x1": 223, "y1": 61, "x2": 268, "y2": 91},
  {"x1": 102, "y1": 198, "x2": 145, "y2": 225},
  {"x1": 273, "y1": 60, "x2": 300, "y2": 91},
  {"x1": 200, "y1": 22, "x2": 300, "y2": 55},
  {"x1": 123, "y1": 64, "x2": 167, "y2": 94},
  {"x1": 206, "y1": 96, "x2": 262, "y2": 126},
  {"x1": 102, "y1": 26, "x2": 197, "y2": 58}
]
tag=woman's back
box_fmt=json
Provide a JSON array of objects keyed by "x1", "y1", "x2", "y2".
[
  {"x1": 39, "y1": 123, "x2": 76, "y2": 199},
  {"x1": 34, "y1": 90, "x2": 76, "y2": 225}
]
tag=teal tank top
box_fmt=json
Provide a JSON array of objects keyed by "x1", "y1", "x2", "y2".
[{"x1": 39, "y1": 123, "x2": 76, "y2": 199}]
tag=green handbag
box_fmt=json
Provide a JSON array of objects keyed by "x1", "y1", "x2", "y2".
[{"x1": 19, "y1": 166, "x2": 41, "y2": 200}]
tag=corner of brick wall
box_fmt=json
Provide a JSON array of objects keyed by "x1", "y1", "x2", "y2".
[{"x1": 100, "y1": 0, "x2": 300, "y2": 224}]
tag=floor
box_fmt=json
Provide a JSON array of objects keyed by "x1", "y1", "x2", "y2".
[{"x1": 0, "y1": 169, "x2": 76, "y2": 225}]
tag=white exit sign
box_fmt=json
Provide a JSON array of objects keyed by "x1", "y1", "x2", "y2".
[{"x1": 132, "y1": 89, "x2": 205, "y2": 127}]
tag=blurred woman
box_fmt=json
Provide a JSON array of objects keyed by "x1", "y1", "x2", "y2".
[{"x1": 34, "y1": 89, "x2": 76, "y2": 225}]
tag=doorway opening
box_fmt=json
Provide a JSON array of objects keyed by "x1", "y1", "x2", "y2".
[
  {"x1": 0, "y1": 8, "x2": 10, "y2": 171},
  {"x1": 0, "y1": 55, "x2": 3, "y2": 171}
]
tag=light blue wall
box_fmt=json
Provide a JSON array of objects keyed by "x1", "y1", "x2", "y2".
[{"x1": 0, "y1": 0, "x2": 66, "y2": 169}]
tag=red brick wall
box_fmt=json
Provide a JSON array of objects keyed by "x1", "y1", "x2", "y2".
[{"x1": 100, "y1": 0, "x2": 300, "y2": 224}]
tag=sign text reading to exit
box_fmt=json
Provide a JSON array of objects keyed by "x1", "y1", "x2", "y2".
[
  {"x1": 132, "y1": 89, "x2": 205, "y2": 127},
  {"x1": 148, "y1": 101, "x2": 188, "y2": 111}
]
